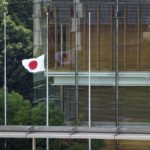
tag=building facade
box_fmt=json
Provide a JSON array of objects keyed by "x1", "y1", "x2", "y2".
[{"x1": 33, "y1": 0, "x2": 150, "y2": 149}]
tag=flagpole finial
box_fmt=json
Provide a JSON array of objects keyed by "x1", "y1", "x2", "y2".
[{"x1": 4, "y1": 11, "x2": 8, "y2": 15}]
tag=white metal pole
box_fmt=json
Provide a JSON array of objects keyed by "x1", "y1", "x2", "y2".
[
  {"x1": 4, "y1": 12, "x2": 7, "y2": 150},
  {"x1": 46, "y1": 12, "x2": 49, "y2": 127},
  {"x1": 4, "y1": 12, "x2": 7, "y2": 127},
  {"x1": 32, "y1": 138, "x2": 36, "y2": 150},
  {"x1": 46, "y1": 12, "x2": 49, "y2": 150},
  {"x1": 88, "y1": 12, "x2": 91, "y2": 150},
  {"x1": 60, "y1": 24, "x2": 63, "y2": 68}
]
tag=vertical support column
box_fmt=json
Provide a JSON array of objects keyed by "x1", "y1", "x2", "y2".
[
  {"x1": 88, "y1": 12, "x2": 91, "y2": 130},
  {"x1": 88, "y1": 12, "x2": 91, "y2": 150},
  {"x1": 54, "y1": 6, "x2": 57, "y2": 69},
  {"x1": 96, "y1": 6, "x2": 100, "y2": 70},
  {"x1": 115, "y1": 0, "x2": 119, "y2": 128},
  {"x1": 137, "y1": 6, "x2": 141, "y2": 71},
  {"x1": 83, "y1": 5, "x2": 87, "y2": 70},
  {"x1": 111, "y1": 6, "x2": 113, "y2": 71},
  {"x1": 74, "y1": 0, "x2": 79, "y2": 122},
  {"x1": 115, "y1": 1, "x2": 119, "y2": 149},
  {"x1": 33, "y1": 0, "x2": 42, "y2": 56},
  {"x1": 68, "y1": 6, "x2": 72, "y2": 69},
  {"x1": 115, "y1": 140, "x2": 119, "y2": 150},
  {"x1": 123, "y1": 7, "x2": 127, "y2": 71},
  {"x1": 32, "y1": 138, "x2": 36, "y2": 150}
]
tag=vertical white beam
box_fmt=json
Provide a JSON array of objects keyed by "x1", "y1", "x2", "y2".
[
  {"x1": 4, "y1": 12, "x2": 7, "y2": 150},
  {"x1": 32, "y1": 138, "x2": 36, "y2": 150},
  {"x1": 46, "y1": 12, "x2": 49, "y2": 127},
  {"x1": 46, "y1": 12, "x2": 49, "y2": 150},
  {"x1": 88, "y1": 12, "x2": 91, "y2": 128},
  {"x1": 88, "y1": 12, "x2": 91, "y2": 150},
  {"x1": 46, "y1": 138, "x2": 49, "y2": 150},
  {"x1": 4, "y1": 12, "x2": 7, "y2": 127}
]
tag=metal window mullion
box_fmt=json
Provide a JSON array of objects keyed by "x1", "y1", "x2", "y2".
[
  {"x1": 123, "y1": 6, "x2": 127, "y2": 71},
  {"x1": 74, "y1": 0, "x2": 79, "y2": 122},
  {"x1": 60, "y1": 24, "x2": 63, "y2": 68},
  {"x1": 137, "y1": 5, "x2": 141, "y2": 71},
  {"x1": 115, "y1": 0, "x2": 119, "y2": 128}
]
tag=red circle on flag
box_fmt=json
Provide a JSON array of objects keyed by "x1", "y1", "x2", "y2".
[{"x1": 29, "y1": 60, "x2": 38, "y2": 70}]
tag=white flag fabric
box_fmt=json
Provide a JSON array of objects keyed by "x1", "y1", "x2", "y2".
[{"x1": 22, "y1": 55, "x2": 45, "y2": 73}]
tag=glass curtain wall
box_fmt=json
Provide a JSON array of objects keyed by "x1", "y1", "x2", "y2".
[
  {"x1": 118, "y1": 1, "x2": 150, "y2": 126},
  {"x1": 34, "y1": 0, "x2": 150, "y2": 127}
]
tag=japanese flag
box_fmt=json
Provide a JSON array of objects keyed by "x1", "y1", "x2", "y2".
[{"x1": 22, "y1": 55, "x2": 45, "y2": 73}]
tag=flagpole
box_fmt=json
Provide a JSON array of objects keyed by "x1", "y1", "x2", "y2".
[
  {"x1": 4, "y1": 12, "x2": 7, "y2": 150},
  {"x1": 88, "y1": 12, "x2": 91, "y2": 150},
  {"x1": 4, "y1": 12, "x2": 7, "y2": 127},
  {"x1": 46, "y1": 12, "x2": 49, "y2": 150}
]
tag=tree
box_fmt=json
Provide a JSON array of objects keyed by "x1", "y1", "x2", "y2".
[
  {"x1": 0, "y1": 16, "x2": 33, "y2": 100},
  {"x1": 30, "y1": 102, "x2": 64, "y2": 126},
  {"x1": 0, "y1": 0, "x2": 33, "y2": 101},
  {"x1": 0, "y1": 88, "x2": 31, "y2": 125},
  {"x1": 0, "y1": 17, "x2": 33, "y2": 100},
  {"x1": 66, "y1": 142, "x2": 87, "y2": 150},
  {"x1": 0, "y1": 88, "x2": 32, "y2": 150},
  {"x1": 0, "y1": 88, "x2": 65, "y2": 150},
  {"x1": 7, "y1": 0, "x2": 33, "y2": 29},
  {"x1": 65, "y1": 139, "x2": 105, "y2": 150},
  {"x1": 7, "y1": 91, "x2": 32, "y2": 125}
]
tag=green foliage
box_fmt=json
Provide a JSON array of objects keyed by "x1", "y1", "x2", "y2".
[
  {"x1": 65, "y1": 139, "x2": 105, "y2": 150},
  {"x1": 30, "y1": 102, "x2": 46, "y2": 125},
  {"x1": 0, "y1": 17, "x2": 33, "y2": 100},
  {"x1": 0, "y1": 88, "x2": 64, "y2": 126},
  {"x1": 0, "y1": 89, "x2": 31, "y2": 125},
  {"x1": 49, "y1": 139, "x2": 62, "y2": 150},
  {"x1": 49, "y1": 103, "x2": 64, "y2": 125},
  {"x1": 0, "y1": 89, "x2": 4, "y2": 124},
  {"x1": 7, "y1": 0, "x2": 33, "y2": 29},
  {"x1": 0, "y1": 87, "x2": 106, "y2": 150},
  {"x1": 5, "y1": 139, "x2": 31, "y2": 150},
  {"x1": 31, "y1": 102, "x2": 64, "y2": 126},
  {"x1": 92, "y1": 139, "x2": 105, "y2": 150},
  {"x1": 0, "y1": 0, "x2": 33, "y2": 100},
  {"x1": 7, "y1": 91, "x2": 32, "y2": 125},
  {"x1": 0, "y1": 88, "x2": 65, "y2": 150},
  {"x1": 0, "y1": 0, "x2": 8, "y2": 17},
  {"x1": 67, "y1": 142, "x2": 87, "y2": 150}
]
